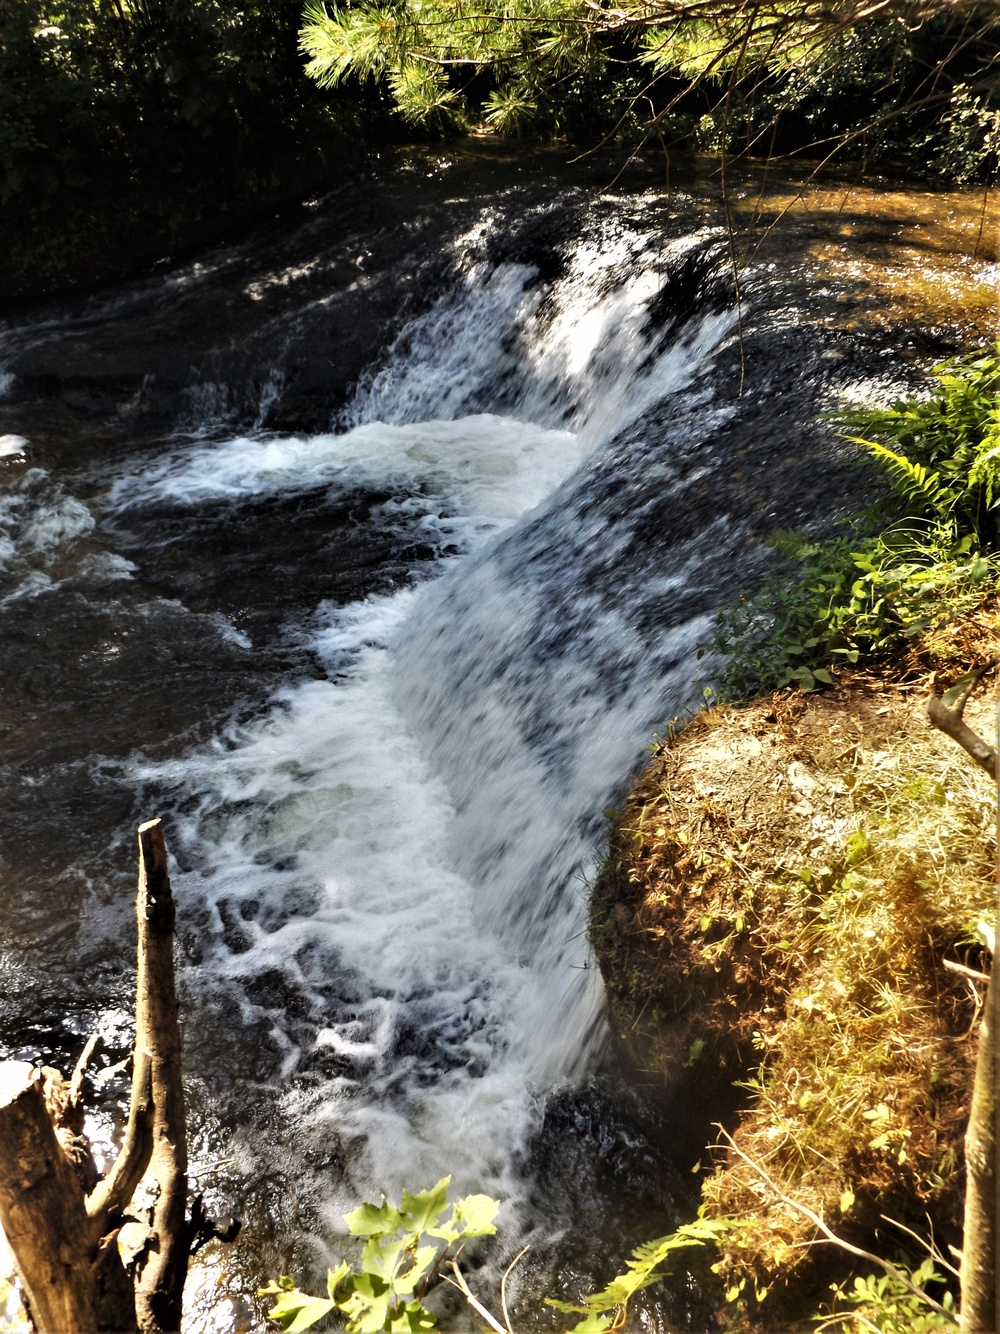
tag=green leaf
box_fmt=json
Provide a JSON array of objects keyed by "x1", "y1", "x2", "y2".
[
  {"x1": 568, "y1": 1313, "x2": 616, "y2": 1332},
  {"x1": 339, "y1": 1272, "x2": 392, "y2": 1334},
  {"x1": 451, "y1": 1192, "x2": 500, "y2": 1238},
  {"x1": 360, "y1": 1234, "x2": 407, "y2": 1281},
  {"x1": 387, "y1": 1301, "x2": 438, "y2": 1332},
  {"x1": 328, "y1": 1262, "x2": 352, "y2": 1299},
  {"x1": 346, "y1": 1198, "x2": 403, "y2": 1238},
  {"x1": 399, "y1": 1177, "x2": 450, "y2": 1236},
  {"x1": 390, "y1": 1247, "x2": 439, "y2": 1297},
  {"x1": 260, "y1": 1284, "x2": 336, "y2": 1332}
]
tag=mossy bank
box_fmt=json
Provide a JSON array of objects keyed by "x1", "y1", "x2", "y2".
[{"x1": 591, "y1": 636, "x2": 998, "y2": 1327}]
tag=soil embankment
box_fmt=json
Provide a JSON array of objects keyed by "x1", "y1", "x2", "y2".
[{"x1": 593, "y1": 644, "x2": 997, "y2": 1321}]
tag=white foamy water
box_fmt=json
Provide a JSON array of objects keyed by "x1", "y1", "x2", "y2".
[
  {"x1": 124, "y1": 231, "x2": 737, "y2": 1227},
  {"x1": 0, "y1": 467, "x2": 135, "y2": 603},
  {"x1": 109, "y1": 415, "x2": 581, "y2": 552}
]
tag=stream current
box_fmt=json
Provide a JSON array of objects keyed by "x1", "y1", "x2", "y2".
[{"x1": 0, "y1": 147, "x2": 993, "y2": 1329}]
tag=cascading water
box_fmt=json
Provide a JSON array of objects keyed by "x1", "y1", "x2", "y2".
[
  {"x1": 0, "y1": 149, "x2": 923, "y2": 1329},
  {"x1": 112, "y1": 227, "x2": 738, "y2": 1223}
]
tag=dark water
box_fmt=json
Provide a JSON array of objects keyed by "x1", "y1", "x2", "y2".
[{"x1": 0, "y1": 145, "x2": 989, "y2": 1331}]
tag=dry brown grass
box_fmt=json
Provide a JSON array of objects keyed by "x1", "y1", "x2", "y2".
[{"x1": 592, "y1": 623, "x2": 1000, "y2": 1321}]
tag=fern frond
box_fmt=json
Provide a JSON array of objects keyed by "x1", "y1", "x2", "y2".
[
  {"x1": 968, "y1": 410, "x2": 1000, "y2": 509},
  {"x1": 848, "y1": 436, "x2": 957, "y2": 520}
]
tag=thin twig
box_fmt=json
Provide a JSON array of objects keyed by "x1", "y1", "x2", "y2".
[
  {"x1": 943, "y1": 958, "x2": 991, "y2": 985},
  {"x1": 67, "y1": 1034, "x2": 101, "y2": 1110},
  {"x1": 445, "y1": 1260, "x2": 507, "y2": 1334},
  {"x1": 501, "y1": 1246, "x2": 529, "y2": 1332},
  {"x1": 814, "y1": 1313, "x2": 884, "y2": 1333},
  {"x1": 878, "y1": 1214, "x2": 961, "y2": 1280},
  {"x1": 716, "y1": 1126, "x2": 956, "y2": 1321}
]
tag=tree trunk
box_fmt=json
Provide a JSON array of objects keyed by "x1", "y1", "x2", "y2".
[
  {"x1": 0, "y1": 818, "x2": 203, "y2": 1334},
  {"x1": 0, "y1": 1063, "x2": 98, "y2": 1334},
  {"x1": 927, "y1": 679, "x2": 998, "y2": 1332},
  {"x1": 958, "y1": 967, "x2": 997, "y2": 1334}
]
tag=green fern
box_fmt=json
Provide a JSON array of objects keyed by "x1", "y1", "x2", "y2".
[
  {"x1": 848, "y1": 436, "x2": 956, "y2": 523},
  {"x1": 842, "y1": 344, "x2": 1000, "y2": 548},
  {"x1": 545, "y1": 1212, "x2": 733, "y2": 1332}
]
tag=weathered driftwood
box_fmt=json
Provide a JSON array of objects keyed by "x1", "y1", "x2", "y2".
[
  {"x1": 0, "y1": 1062, "x2": 99, "y2": 1333},
  {"x1": 0, "y1": 817, "x2": 219, "y2": 1334},
  {"x1": 132, "y1": 818, "x2": 189, "y2": 1334}
]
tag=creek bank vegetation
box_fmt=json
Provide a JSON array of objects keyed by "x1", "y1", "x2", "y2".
[
  {"x1": 593, "y1": 668, "x2": 994, "y2": 1326},
  {"x1": 592, "y1": 350, "x2": 1000, "y2": 1328}
]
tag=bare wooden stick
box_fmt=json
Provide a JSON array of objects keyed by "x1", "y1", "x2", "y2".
[
  {"x1": 132, "y1": 818, "x2": 190, "y2": 1334},
  {"x1": 927, "y1": 662, "x2": 999, "y2": 779},
  {"x1": 0, "y1": 1062, "x2": 97, "y2": 1334},
  {"x1": 943, "y1": 958, "x2": 991, "y2": 985},
  {"x1": 446, "y1": 1261, "x2": 508, "y2": 1334},
  {"x1": 87, "y1": 1048, "x2": 154, "y2": 1233},
  {"x1": 68, "y1": 1034, "x2": 101, "y2": 1112}
]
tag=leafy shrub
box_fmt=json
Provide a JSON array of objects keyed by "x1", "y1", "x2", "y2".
[
  {"x1": 843, "y1": 346, "x2": 1000, "y2": 548},
  {"x1": 820, "y1": 1257, "x2": 957, "y2": 1332},
  {"x1": 261, "y1": 1180, "x2": 729, "y2": 1333},
  {"x1": 709, "y1": 347, "x2": 1000, "y2": 696},
  {"x1": 260, "y1": 1177, "x2": 498, "y2": 1333}
]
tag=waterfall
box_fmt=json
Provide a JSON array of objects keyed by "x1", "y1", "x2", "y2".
[{"x1": 99, "y1": 217, "x2": 738, "y2": 1243}]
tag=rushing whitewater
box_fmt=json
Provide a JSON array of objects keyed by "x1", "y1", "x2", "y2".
[{"x1": 100, "y1": 226, "x2": 738, "y2": 1232}]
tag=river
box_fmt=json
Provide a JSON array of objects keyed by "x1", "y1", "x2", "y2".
[{"x1": 0, "y1": 145, "x2": 995, "y2": 1331}]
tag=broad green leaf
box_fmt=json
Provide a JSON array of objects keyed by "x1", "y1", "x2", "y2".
[
  {"x1": 346, "y1": 1198, "x2": 403, "y2": 1238},
  {"x1": 399, "y1": 1177, "x2": 450, "y2": 1236},
  {"x1": 361, "y1": 1234, "x2": 407, "y2": 1281},
  {"x1": 261, "y1": 1286, "x2": 336, "y2": 1332},
  {"x1": 568, "y1": 1313, "x2": 616, "y2": 1333},
  {"x1": 428, "y1": 1192, "x2": 498, "y2": 1241},
  {"x1": 339, "y1": 1272, "x2": 391, "y2": 1334},
  {"x1": 452, "y1": 1192, "x2": 499, "y2": 1236},
  {"x1": 391, "y1": 1246, "x2": 439, "y2": 1297},
  {"x1": 328, "y1": 1261, "x2": 352, "y2": 1300},
  {"x1": 388, "y1": 1301, "x2": 438, "y2": 1332}
]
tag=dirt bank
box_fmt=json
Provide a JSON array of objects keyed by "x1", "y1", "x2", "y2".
[{"x1": 592, "y1": 643, "x2": 998, "y2": 1323}]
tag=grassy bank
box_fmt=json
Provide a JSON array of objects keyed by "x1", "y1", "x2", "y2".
[{"x1": 591, "y1": 352, "x2": 1000, "y2": 1329}]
